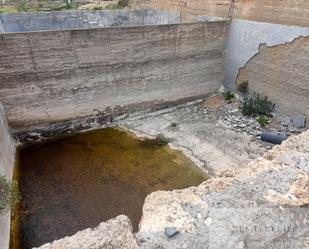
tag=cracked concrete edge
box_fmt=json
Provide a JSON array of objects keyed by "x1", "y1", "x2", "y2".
[
  {"x1": 219, "y1": 130, "x2": 309, "y2": 182},
  {"x1": 223, "y1": 19, "x2": 309, "y2": 90},
  {"x1": 136, "y1": 130, "x2": 309, "y2": 249}
]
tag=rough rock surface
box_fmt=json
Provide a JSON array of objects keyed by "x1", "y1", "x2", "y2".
[
  {"x1": 136, "y1": 130, "x2": 309, "y2": 249},
  {"x1": 233, "y1": 0, "x2": 309, "y2": 27},
  {"x1": 134, "y1": 0, "x2": 309, "y2": 27},
  {"x1": 35, "y1": 215, "x2": 139, "y2": 249}
]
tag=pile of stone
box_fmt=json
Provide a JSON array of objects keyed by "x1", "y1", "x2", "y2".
[
  {"x1": 216, "y1": 103, "x2": 306, "y2": 141},
  {"x1": 218, "y1": 105, "x2": 263, "y2": 137},
  {"x1": 280, "y1": 114, "x2": 306, "y2": 134}
]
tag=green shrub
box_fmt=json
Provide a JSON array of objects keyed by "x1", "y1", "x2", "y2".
[
  {"x1": 237, "y1": 80, "x2": 249, "y2": 93},
  {"x1": 170, "y1": 122, "x2": 177, "y2": 128},
  {"x1": 242, "y1": 93, "x2": 275, "y2": 117},
  {"x1": 256, "y1": 115, "x2": 269, "y2": 127},
  {"x1": 63, "y1": 0, "x2": 75, "y2": 9},
  {"x1": 224, "y1": 91, "x2": 235, "y2": 101},
  {"x1": 0, "y1": 175, "x2": 20, "y2": 213},
  {"x1": 17, "y1": 0, "x2": 29, "y2": 12}
]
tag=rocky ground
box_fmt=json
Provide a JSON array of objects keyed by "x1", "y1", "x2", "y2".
[
  {"x1": 121, "y1": 94, "x2": 307, "y2": 176},
  {"x1": 136, "y1": 130, "x2": 309, "y2": 249}
]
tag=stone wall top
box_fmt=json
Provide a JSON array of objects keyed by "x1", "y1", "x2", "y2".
[{"x1": 0, "y1": 9, "x2": 180, "y2": 33}]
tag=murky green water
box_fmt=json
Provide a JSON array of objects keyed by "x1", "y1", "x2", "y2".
[{"x1": 11, "y1": 127, "x2": 206, "y2": 249}]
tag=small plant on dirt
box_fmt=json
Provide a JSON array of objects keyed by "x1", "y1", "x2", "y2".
[
  {"x1": 242, "y1": 93, "x2": 275, "y2": 117},
  {"x1": 17, "y1": 0, "x2": 30, "y2": 12},
  {"x1": 237, "y1": 80, "x2": 249, "y2": 93},
  {"x1": 170, "y1": 122, "x2": 177, "y2": 128},
  {"x1": 0, "y1": 175, "x2": 20, "y2": 213},
  {"x1": 155, "y1": 133, "x2": 170, "y2": 145},
  {"x1": 224, "y1": 91, "x2": 235, "y2": 101},
  {"x1": 256, "y1": 115, "x2": 269, "y2": 127}
]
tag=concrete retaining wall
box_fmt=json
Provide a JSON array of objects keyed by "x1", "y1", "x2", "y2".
[
  {"x1": 0, "y1": 104, "x2": 15, "y2": 249},
  {"x1": 224, "y1": 19, "x2": 309, "y2": 90},
  {"x1": 236, "y1": 36, "x2": 309, "y2": 118},
  {"x1": 0, "y1": 19, "x2": 229, "y2": 130},
  {"x1": 0, "y1": 9, "x2": 180, "y2": 33},
  {"x1": 224, "y1": 19, "x2": 309, "y2": 118}
]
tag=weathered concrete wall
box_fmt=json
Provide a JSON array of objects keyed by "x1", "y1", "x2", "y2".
[
  {"x1": 233, "y1": 0, "x2": 309, "y2": 28},
  {"x1": 0, "y1": 104, "x2": 15, "y2": 249},
  {"x1": 237, "y1": 36, "x2": 309, "y2": 118},
  {"x1": 0, "y1": 20, "x2": 229, "y2": 130},
  {"x1": 224, "y1": 19, "x2": 309, "y2": 90},
  {"x1": 0, "y1": 9, "x2": 180, "y2": 33},
  {"x1": 224, "y1": 19, "x2": 309, "y2": 118},
  {"x1": 133, "y1": 0, "x2": 232, "y2": 22}
]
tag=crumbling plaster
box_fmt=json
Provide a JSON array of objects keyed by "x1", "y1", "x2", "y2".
[
  {"x1": 236, "y1": 36, "x2": 309, "y2": 118},
  {"x1": 224, "y1": 19, "x2": 309, "y2": 90}
]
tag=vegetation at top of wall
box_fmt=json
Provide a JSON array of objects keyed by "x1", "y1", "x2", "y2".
[
  {"x1": 0, "y1": 0, "x2": 130, "y2": 12},
  {"x1": 237, "y1": 80, "x2": 249, "y2": 93},
  {"x1": 0, "y1": 0, "x2": 77, "y2": 12},
  {"x1": 241, "y1": 93, "x2": 275, "y2": 117},
  {"x1": 0, "y1": 175, "x2": 20, "y2": 213}
]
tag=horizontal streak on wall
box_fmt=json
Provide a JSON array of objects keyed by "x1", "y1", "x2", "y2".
[{"x1": 0, "y1": 21, "x2": 229, "y2": 129}]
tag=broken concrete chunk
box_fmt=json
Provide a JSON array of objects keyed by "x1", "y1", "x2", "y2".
[
  {"x1": 292, "y1": 114, "x2": 306, "y2": 129},
  {"x1": 164, "y1": 227, "x2": 179, "y2": 238}
]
